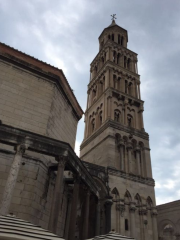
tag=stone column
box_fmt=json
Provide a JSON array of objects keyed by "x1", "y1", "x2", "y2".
[
  {"x1": 105, "y1": 197, "x2": 113, "y2": 233},
  {"x1": 119, "y1": 202, "x2": 125, "y2": 235},
  {"x1": 0, "y1": 144, "x2": 26, "y2": 215},
  {"x1": 136, "y1": 148, "x2": 141, "y2": 176},
  {"x1": 48, "y1": 155, "x2": 68, "y2": 233},
  {"x1": 96, "y1": 200, "x2": 101, "y2": 236},
  {"x1": 127, "y1": 143, "x2": 132, "y2": 174},
  {"x1": 64, "y1": 191, "x2": 72, "y2": 240},
  {"x1": 129, "y1": 202, "x2": 136, "y2": 239},
  {"x1": 82, "y1": 189, "x2": 90, "y2": 240},
  {"x1": 151, "y1": 209, "x2": 158, "y2": 240},
  {"x1": 68, "y1": 176, "x2": 80, "y2": 240}
]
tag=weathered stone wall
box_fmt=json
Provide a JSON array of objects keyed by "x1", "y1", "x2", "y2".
[
  {"x1": 109, "y1": 174, "x2": 156, "y2": 240},
  {"x1": 0, "y1": 60, "x2": 78, "y2": 148},
  {"x1": 0, "y1": 148, "x2": 68, "y2": 236},
  {"x1": 157, "y1": 201, "x2": 180, "y2": 240}
]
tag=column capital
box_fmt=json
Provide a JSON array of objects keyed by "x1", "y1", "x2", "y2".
[
  {"x1": 129, "y1": 202, "x2": 136, "y2": 213},
  {"x1": 14, "y1": 144, "x2": 27, "y2": 155},
  {"x1": 104, "y1": 196, "x2": 113, "y2": 206},
  {"x1": 117, "y1": 139, "x2": 124, "y2": 147},
  {"x1": 56, "y1": 155, "x2": 68, "y2": 167},
  {"x1": 126, "y1": 142, "x2": 133, "y2": 150},
  {"x1": 116, "y1": 203, "x2": 125, "y2": 217},
  {"x1": 135, "y1": 147, "x2": 141, "y2": 152},
  {"x1": 151, "y1": 208, "x2": 158, "y2": 217}
]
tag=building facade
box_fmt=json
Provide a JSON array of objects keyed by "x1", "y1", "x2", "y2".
[
  {"x1": 80, "y1": 20, "x2": 158, "y2": 240},
  {"x1": 0, "y1": 42, "x2": 101, "y2": 239}
]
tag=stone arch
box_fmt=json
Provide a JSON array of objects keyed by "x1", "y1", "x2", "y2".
[
  {"x1": 158, "y1": 219, "x2": 176, "y2": 238},
  {"x1": 135, "y1": 193, "x2": 142, "y2": 206},
  {"x1": 124, "y1": 190, "x2": 132, "y2": 203},
  {"x1": 146, "y1": 196, "x2": 153, "y2": 209},
  {"x1": 114, "y1": 109, "x2": 121, "y2": 123},
  {"x1": 112, "y1": 187, "x2": 119, "y2": 201}
]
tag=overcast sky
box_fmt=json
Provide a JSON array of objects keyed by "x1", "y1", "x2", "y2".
[{"x1": 0, "y1": 0, "x2": 180, "y2": 205}]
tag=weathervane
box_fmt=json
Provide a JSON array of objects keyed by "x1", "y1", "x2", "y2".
[{"x1": 111, "y1": 14, "x2": 117, "y2": 21}]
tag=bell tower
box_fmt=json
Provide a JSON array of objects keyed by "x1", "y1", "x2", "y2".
[{"x1": 80, "y1": 16, "x2": 158, "y2": 240}]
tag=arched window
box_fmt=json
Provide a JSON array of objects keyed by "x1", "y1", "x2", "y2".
[
  {"x1": 135, "y1": 193, "x2": 142, "y2": 207},
  {"x1": 125, "y1": 219, "x2": 129, "y2": 231},
  {"x1": 114, "y1": 110, "x2": 120, "y2": 122},
  {"x1": 124, "y1": 190, "x2": 132, "y2": 203},
  {"x1": 117, "y1": 77, "x2": 121, "y2": 90},
  {"x1": 112, "y1": 34, "x2": 114, "y2": 41},
  {"x1": 102, "y1": 57, "x2": 104, "y2": 64},
  {"x1": 127, "y1": 114, "x2": 133, "y2": 127},
  {"x1": 147, "y1": 196, "x2": 153, "y2": 209},
  {"x1": 117, "y1": 53, "x2": 120, "y2": 64},
  {"x1": 99, "y1": 81, "x2": 103, "y2": 95},
  {"x1": 118, "y1": 34, "x2": 121, "y2": 44},
  {"x1": 128, "y1": 82, "x2": 132, "y2": 95},
  {"x1": 124, "y1": 56, "x2": 127, "y2": 68},
  {"x1": 91, "y1": 118, "x2": 95, "y2": 133},
  {"x1": 127, "y1": 58, "x2": 131, "y2": 70},
  {"x1": 125, "y1": 80, "x2": 128, "y2": 94},
  {"x1": 95, "y1": 66, "x2": 97, "y2": 73},
  {"x1": 113, "y1": 74, "x2": 116, "y2": 88},
  {"x1": 113, "y1": 51, "x2": 116, "y2": 62},
  {"x1": 112, "y1": 187, "x2": 119, "y2": 200},
  {"x1": 121, "y1": 36, "x2": 124, "y2": 46},
  {"x1": 99, "y1": 111, "x2": 102, "y2": 126}
]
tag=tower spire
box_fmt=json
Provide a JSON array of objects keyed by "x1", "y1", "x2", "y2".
[{"x1": 111, "y1": 14, "x2": 117, "y2": 24}]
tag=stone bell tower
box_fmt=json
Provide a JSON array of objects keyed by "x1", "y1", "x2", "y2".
[{"x1": 80, "y1": 16, "x2": 158, "y2": 240}]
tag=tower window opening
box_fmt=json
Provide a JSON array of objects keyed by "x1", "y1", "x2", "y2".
[
  {"x1": 113, "y1": 51, "x2": 116, "y2": 62},
  {"x1": 127, "y1": 58, "x2": 131, "y2": 70},
  {"x1": 117, "y1": 77, "x2": 121, "y2": 91},
  {"x1": 102, "y1": 57, "x2": 104, "y2": 64},
  {"x1": 125, "y1": 80, "x2": 128, "y2": 94},
  {"x1": 127, "y1": 114, "x2": 133, "y2": 127},
  {"x1": 117, "y1": 53, "x2": 120, "y2": 64},
  {"x1": 118, "y1": 34, "x2": 121, "y2": 44},
  {"x1": 124, "y1": 56, "x2": 127, "y2": 68},
  {"x1": 125, "y1": 219, "x2": 129, "y2": 231},
  {"x1": 101, "y1": 40, "x2": 104, "y2": 48},
  {"x1": 112, "y1": 34, "x2": 114, "y2": 41},
  {"x1": 99, "y1": 111, "x2": 103, "y2": 126},
  {"x1": 128, "y1": 82, "x2": 132, "y2": 95},
  {"x1": 99, "y1": 81, "x2": 103, "y2": 95},
  {"x1": 108, "y1": 35, "x2": 111, "y2": 40},
  {"x1": 114, "y1": 110, "x2": 120, "y2": 122},
  {"x1": 113, "y1": 75, "x2": 116, "y2": 89},
  {"x1": 121, "y1": 37, "x2": 124, "y2": 46},
  {"x1": 104, "y1": 52, "x2": 106, "y2": 61},
  {"x1": 91, "y1": 118, "x2": 95, "y2": 132}
]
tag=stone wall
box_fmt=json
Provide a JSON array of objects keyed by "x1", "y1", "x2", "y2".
[
  {"x1": 0, "y1": 148, "x2": 68, "y2": 236},
  {"x1": 0, "y1": 59, "x2": 78, "y2": 148},
  {"x1": 157, "y1": 200, "x2": 180, "y2": 240}
]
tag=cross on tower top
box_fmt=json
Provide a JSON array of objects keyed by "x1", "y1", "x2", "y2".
[{"x1": 111, "y1": 14, "x2": 117, "y2": 21}]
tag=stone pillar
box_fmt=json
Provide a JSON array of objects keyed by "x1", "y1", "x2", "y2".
[
  {"x1": 48, "y1": 155, "x2": 68, "y2": 233},
  {"x1": 64, "y1": 191, "x2": 72, "y2": 240},
  {"x1": 119, "y1": 202, "x2": 125, "y2": 235},
  {"x1": 0, "y1": 144, "x2": 26, "y2": 215},
  {"x1": 136, "y1": 148, "x2": 141, "y2": 176},
  {"x1": 82, "y1": 189, "x2": 90, "y2": 240},
  {"x1": 105, "y1": 197, "x2": 113, "y2": 233},
  {"x1": 129, "y1": 202, "x2": 136, "y2": 239},
  {"x1": 151, "y1": 209, "x2": 158, "y2": 240},
  {"x1": 127, "y1": 143, "x2": 132, "y2": 174},
  {"x1": 68, "y1": 176, "x2": 80, "y2": 240},
  {"x1": 96, "y1": 200, "x2": 101, "y2": 236}
]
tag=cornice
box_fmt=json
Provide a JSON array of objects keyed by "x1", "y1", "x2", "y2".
[
  {"x1": 80, "y1": 119, "x2": 149, "y2": 151},
  {"x1": 85, "y1": 87, "x2": 143, "y2": 114},
  {"x1": 108, "y1": 167, "x2": 155, "y2": 186},
  {"x1": 91, "y1": 40, "x2": 138, "y2": 67},
  {"x1": 89, "y1": 60, "x2": 140, "y2": 88}
]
